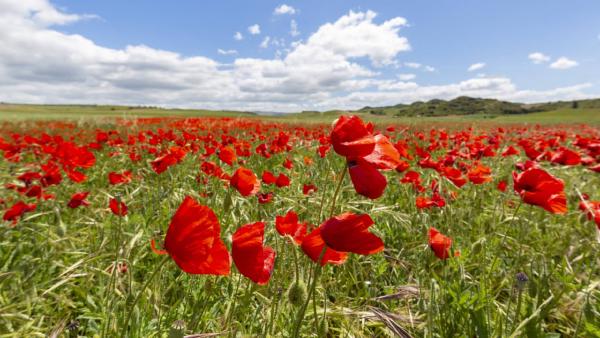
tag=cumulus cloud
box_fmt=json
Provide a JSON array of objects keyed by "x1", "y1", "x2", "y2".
[
  {"x1": 274, "y1": 4, "x2": 296, "y2": 15},
  {"x1": 248, "y1": 24, "x2": 260, "y2": 35},
  {"x1": 0, "y1": 1, "x2": 595, "y2": 112},
  {"x1": 217, "y1": 49, "x2": 237, "y2": 55},
  {"x1": 467, "y1": 62, "x2": 486, "y2": 72},
  {"x1": 233, "y1": 31, "x2": 243, "y2": 41},
  {"x1": 528, "y1": 52, "x2": 550, "y2": 64},
  {"x1": 550, "y1": 57, "x2": 578, "y2": 69}
]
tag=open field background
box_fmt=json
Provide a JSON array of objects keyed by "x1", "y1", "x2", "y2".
[{"x1": 1, "y1": 103, "x2": 600, "y2": 125}]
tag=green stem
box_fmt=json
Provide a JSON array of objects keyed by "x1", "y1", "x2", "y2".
[
  {"x1": 328, "y1": 167, "x2": 347, "y2": 218},
  {"x1": 574, "y1": 247, "x2": 598, "y2": 336},
  {"x1": 122, "y1": 255, "x2": 169, "y2": 334},
  {"x1": 292, "y1": 248, "x2": 326, "y2": 338}
]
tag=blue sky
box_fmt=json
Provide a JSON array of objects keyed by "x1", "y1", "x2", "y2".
[{"x1": 1, "y1": 0, "x2": 599, "y2": 111}]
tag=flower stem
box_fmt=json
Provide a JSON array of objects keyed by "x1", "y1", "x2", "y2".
[
  {"x1": 122, "y1": 255, "x2": 169, "y2": 334},
  {"x1": 292, "y1": 248, "x2": 326, "y2": 338}
]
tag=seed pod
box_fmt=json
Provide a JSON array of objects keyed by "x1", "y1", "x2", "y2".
[{"x1": 287, "y1": 280, "x2": 307, "y2": 307}]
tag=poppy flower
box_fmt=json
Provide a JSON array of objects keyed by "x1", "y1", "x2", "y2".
[
  {"x1": 283, "y1": 158, "x2": 293, "y2": 169},
  {"x1": 275, "y1": 211, "x2": 307, "y2": 245},
  {"x1": 330, "y1": 115, "x2": 375, "y2": 158},
  {"x1": 348, "y1": 159, "x2": 387, "y2": 199},
  {"x1": 257, "y1": 192, "x2": 273, "y2": 204},
  {"x1": 68, "y1": 192, "x2": 90, "y2": 208},
  {"x1": 108, "y1": 171, "x2": 132, "y2": 185},
  {"x1": 497, "y1": 180, "x2": 507, "y2": 192},
  {"x1": 156, "y1": 196, "x2": 230, "y2": 275},
  {"x1": 319, "y1": 212, "x2": 384, "y2": 255},
  {"x1": 578, "y1": 199, "x2": 600, "y2": 229},
  {"x1": 512, "y1": 168, "x2": 566, "y2": 214},
  {"x1": 468, "y1": 163, "x2": 492, "y2": 184},
  {"x1": 3, "y1": 201, "x2": 36, "y2": 223},
  {"x1": 550, "y1": 148, "x2": 581, "y2": 166},
  {"x1": 232, "y1": 222, "x2": 276, "y2": 285},
  {"x1": 301, "y1": 227, "x2": 348, "y2": 266},
  {"x1": 361, "y1": 134, "x2": 402, "y2": 170},
  {"x1": 428, "y1": 227, "x2": 456, "y2": 260},
  {"x1": 151, "y1": 153, "x2": 179, "y2": 174},
  {"x1": 218, "y1": 146, "x2": 236, "y2": 166},
  {"x1": 302, "y1": 184, "x2": 317, "y2": 195},
  {"x1": 275, "y1": 173, "x2": 290, "y2": 188},
  {"x1": 262, "y1": 171, "x2": 276, "y2": 185},
  {"x1": 442, "y1": 167, "x2": 467, "y2": 188},
  {"x1": 230, "y1": 167, "x2": 260, "y2": 196},
  {"x1": 416, "y1": 194, "x2": 446, "y2": 209},
  {"x1": 109, "y1": 198, "x2": 128, "y2": 216}
]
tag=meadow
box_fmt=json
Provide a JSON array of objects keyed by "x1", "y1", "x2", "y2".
[{"x1": 0, "y1": 109, "x2": 599, "y2": 337}]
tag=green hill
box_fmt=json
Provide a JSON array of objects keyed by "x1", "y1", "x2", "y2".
[{"x1": 357, "y1": 96, "x2": 600, "y2": 117}]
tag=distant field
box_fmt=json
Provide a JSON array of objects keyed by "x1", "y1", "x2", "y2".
[{"x1": 1, "y1": 103, "x2": 599, "y2": 125}]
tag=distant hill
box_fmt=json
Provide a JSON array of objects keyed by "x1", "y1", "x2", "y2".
[{"x1": 357, "y1": 96, "x2": 600, "y2": 117}]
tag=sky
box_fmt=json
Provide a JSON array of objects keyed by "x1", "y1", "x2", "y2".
[{"x1": 0, "y1": 0, "x2": 599, "y2": 112}]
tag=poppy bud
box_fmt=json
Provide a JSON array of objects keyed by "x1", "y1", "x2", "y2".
[
  {"x1": 515, "y1": 272, "x2": 528, "y2": 291},
  {"x1": 318, "y1": 318, "x2": 329, "y2": 337},
  {"x1": 287, "y1": 280, "x2": 307, "y2": 307},
  {"x1": 168, "y1": 320, "x2": 186, "y2": 338}
]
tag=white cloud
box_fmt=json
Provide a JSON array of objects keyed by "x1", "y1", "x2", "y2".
[
  {"x1": 397, "y1": 73, "x2": 416, "y2": 81},
  {"x1": 424, "y1": 65, "x2": 435, "y2": 72},
  {"x1": 259, "y1": 36, "x2": 270, "y2": 49},
  {"x1": 528, "y1": 52, "x2": 550, "y2": 64},
  {"x1": 0, "y1": 1, "x2": 594, "y2": 112},
  {"x1": 404, "y1": 62, "x2": 421, "y2": 69},
  {"x1": 234, "y1": 32, "x2": 243, "y2": 41},
  {"x1": 467, "y1": 62, "x2": 486, "y2": 72},
  {"x1": 274, "y1": 4, "x2": 296, "y2": 15},
  {"x1": 550, "y1": 57, "x2": 578, "y2": 69},
  {"x1": 248, "y1": 24, "x2": 260, "y2": 35},
  {"x1": 290, "y1": 19, "x2": 300, "y2": 37},
  {"x1": 217, "y1": 49, "x2": 238, "y2": 55},
  {"x1": 305, "y1": 10, "x2": 409, "y2": 66}
]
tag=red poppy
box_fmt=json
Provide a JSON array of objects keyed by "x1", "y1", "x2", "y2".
[
  {"x1": 550, "y1": 148, "x2": 581, "y2": 166},
  {"x1": 497, "y1": 180, "x2": 507, "y2": 192},
  {"x1": 257, "y1": 192, "x2": 273, "y2": 204},
  {"x1": 275, "y1": 173, "x2": 290, "y2": 188},
  {"x1": 468, "y1": 163, "x2": 492, "y2": 184},
  {"x1": 262, "y1": 171, "x2": 276, "y2": 185},
  {"x1": 348, "y1": 159, "x2": 387, "y2": 199},
  {"x1": 218, "y1": 146, "x2": 236, "y2": 166},
  {"x1": 362, "y1": 134, "x2": 402, "y2": 170},
  {"x1": 230, "y1": 167, "x2": 260, "y2": 196},
  {"x1": 158, "y1": 196, "x2": 230, "y2": 275},
  {"x1": 320, "y1": 212, "x2": 384, "y2": 255},
  {"x1": 512, "y1": 168, "x2": 567, "y2": 214},
  {"x1": 301, "y1": 227, "x2": 348, "y2": 266},
  {"x1": 232, "y1": 222, "x2": 276, "y2": 285},
  {"x1": 109, "y1": 198, "x2": 128, "y2": 216},
  {"x1": 283, "y1": 158, "x2": 293, "y2": 169},
  {"x1": 275, "y1": 211, "x2": 307, "y2": 245},
  {"x1": 302, "y1": 184, "x2": 317, "y2": 195},
  {"x1": 68, "y1": 192, "x2": 90, "y2": 208},
  {"x1": 442, "y1": 167, "x2": 467, "y2": 188},
  {"x1": 578, "y1": 199, "x2": 600, "y2": 229},
  {"x1": 428, "y1": 227, "x2": 456, "y2": 260},
  {"x1": 330, "y1": 115, "x2": 375, "y2": 158},
  {"x1": 416, "y1": 193, "x2": 446, "y2": 209},
  {"x1": 108, "y1": 170, "x2": 132, "y2": 185},
  {"x1": 3, "y1": 201, "x2": 36, "y2": 223}
]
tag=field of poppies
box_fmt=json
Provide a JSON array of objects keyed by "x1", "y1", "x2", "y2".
[{"x1": 0, "y1": 114, "x2": 599, "y2": 337}]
